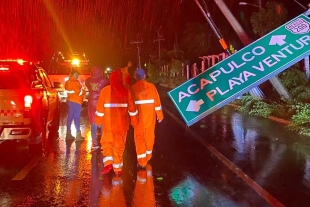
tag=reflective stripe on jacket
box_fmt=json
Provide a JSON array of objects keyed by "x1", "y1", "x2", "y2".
[
  {"x1": 95, "y1": 85, "x2": 138, "y2": 132},
  {"x1": 131, "y1": 80, "x2": 164, "y2": 128}
]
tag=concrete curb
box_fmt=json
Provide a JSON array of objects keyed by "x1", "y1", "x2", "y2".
[{"x1": 228, "y1": 103, "x2": 292, "y2": 125}]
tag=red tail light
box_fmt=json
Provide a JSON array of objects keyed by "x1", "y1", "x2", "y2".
[
  {"x1": 24, "y1": 95, "x2": 33, "y2": 118},
  {"x1": 24, "y1": 95, "x2": 33, "y2": 108}
]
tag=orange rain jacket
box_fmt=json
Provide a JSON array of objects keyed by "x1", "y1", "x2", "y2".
[
  {"x1": 95, "y1": 71, "x2": 138, "y2": 132},
  {"x1": 131, "y1": 80, "x2": 163, "y2": 128},
  {"x1": 121, "y1": 66, "x2": 131, "y2": 88},
  {"x1": 65, "y1": 77, "x2": 86, "y2": 104}
]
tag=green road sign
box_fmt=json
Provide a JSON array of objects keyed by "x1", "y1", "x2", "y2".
[{"x1": 168, "y1": 14, "x2": 310, "y2": 126}]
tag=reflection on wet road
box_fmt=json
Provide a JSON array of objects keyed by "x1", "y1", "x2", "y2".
[
  {"x1": 194, "y1": 108, "x2": 310, "y2": 207},
  {"x1": 0, "y1": 93, "x2": 310, "y2": 206}
]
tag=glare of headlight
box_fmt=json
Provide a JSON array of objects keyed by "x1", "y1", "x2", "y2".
[
  {"x1": 106, "y1": 67, "x2": 111, "y2": 71},
  {"x1": 17, "y1": 59, "x2": 25, "y2": 65},
  {"x1": 71, "y1": 59, "x2": 80, "y2": 66}
]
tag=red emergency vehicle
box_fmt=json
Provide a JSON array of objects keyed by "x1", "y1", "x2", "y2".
[{"x1": 47, "y1": 52, "x2": 91, "y2": 102}]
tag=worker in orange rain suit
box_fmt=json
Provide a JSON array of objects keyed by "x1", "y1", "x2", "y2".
[
  {"x1": 131, "y1": 68, "x2": 164, "y2": 169},
  {"x1": 65, "y1": 69, "x2": 86, "y2": 140},
  {"x1": 99, "y1": 176, "x2": 126, "y2": 207},
  {"x1": 133, "y1": 164, "x2": 155, "y2": 207},
  {"x1": 95, "y1": 69, "x2": 138, "y2": 176},
  {"x1": 121, "y1": 60, "x2": 133, "y2": 88},
  {"x1": 85, "y1": 65, "x2": 109, "y2": 151}
]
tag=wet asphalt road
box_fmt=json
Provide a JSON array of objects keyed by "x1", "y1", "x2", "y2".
[{"x1": 0, "y1": 87, "x2": 310, "y2": 206}]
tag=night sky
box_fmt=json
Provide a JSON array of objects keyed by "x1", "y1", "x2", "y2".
[{"x1": 0, "y1": 0, "x2": 308, "y2": 68}]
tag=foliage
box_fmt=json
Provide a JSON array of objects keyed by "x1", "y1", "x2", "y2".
[
  {"x1": 169, "y1": 59, "x2": 183, "y2": 75},
  {"x1": 279, "y1": 65, "x2": 310, "y2": 102},
  {"x1": 146, "y1": 62, "x2": 158, "y2": 78},
  {"x1": 146, "y1": 62, "x2": 162, "y2": 84},
  {"x1": 289, "y1": 103, "x2": 310, "y2": 125},
  {"x1": 237, "y1": 95, "x2": 273, "y2": 118},
  {"x1": 251, "y1": 1, "x2": 288, "y2": 36},
  {"x1": 237, "y1": 95, "x2": 259, "y2": 113},
  {"x1": 148, "y1": 52, "x2": 186, "y2": 86},
  {"x1": 287, "y1": 103, "x2": 310, "y2": 136},
  {"x1": 231, "y1": 98, "x2": 242, "y2": 106},
  {"x1": 235, "y1": 95, "x2": 310, "y2": 136},
  {"x1": 249, "y1": 101, "x2": 274, "y2": 118},
  {"x1": 152, "y1": 58, "x2": 168, "y2": 67},
  {"x1": 159, "y1": 49, "x2": 170, "y2": 63},
  {"x1": 270, "y1": 102, "x2": 293, "y2": 120},
  {"x1": 161, "y1": 76, "x2": 169, "y2": 84},
  {"x1": 167, "y1": 75, "x2": 187, "y2": 89},
  {"x1": 180, "y1": 23, "x2": 222, "y2": 61},
  {"x1": 279, "y1": 65, "x2": 309, "y2": 90},
  {"x1": 290, "y1": 87, "x2": 310, "y2": 103},
  {"x1": 167, "y1": 44, "x2": 184, "y2": 60},
  {"x1": 167, "y1": 59, "x2": 186, "y2": 88}
]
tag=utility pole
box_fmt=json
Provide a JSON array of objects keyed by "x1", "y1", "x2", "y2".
[
  {"x1": 194, "y1": 0, "x2": 264, "y2": 98},
  {"x1": 213, "y1": 0, "x2": 290, "y2": 99},
  {"x1": 154, "y1": 27, "x2": 165, "y2": 60},
  {"x1": 131, "y1": 34, "x2": 143, "y2": 68},
  {"x1": 193, "y1": 0, "x2": 231, "y2": 55},
  {"x1": 300, "y1": 2, "x2": 310, "y2": 79}
]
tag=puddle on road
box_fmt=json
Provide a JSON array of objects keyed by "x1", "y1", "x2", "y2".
[{"x1": 169, "y1": 175, "x2": 240, "y2": 207}]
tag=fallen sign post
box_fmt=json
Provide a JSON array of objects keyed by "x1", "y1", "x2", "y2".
[{"x1": 168, "y1": 14, "x2": 310, "y2": 126}]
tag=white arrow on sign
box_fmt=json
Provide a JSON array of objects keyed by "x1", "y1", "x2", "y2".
[
  {"x1": 186, "y1": 99, "x2": 204, "y2": 112},
  {"x1": 269, "y1": 35, "x2": 287, "y2": 46}
]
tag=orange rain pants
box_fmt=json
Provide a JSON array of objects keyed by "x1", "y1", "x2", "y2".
[
  {"x1": 134, "y1": 128, "x2": 155, "y2": 166},
  {"x1": 131, "y1": 80, "x2": 164, "y2": 166},
  {"x1": 101, "y1": 131, "x2": 127, "y2": 173}
]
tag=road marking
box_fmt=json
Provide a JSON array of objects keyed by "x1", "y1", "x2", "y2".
[
  {"x1": 12, "y1": 156, "x2": 42, "y2": 181},
  {"x1": 163, "y1": 107, "x2": 285, "y2": 207}
]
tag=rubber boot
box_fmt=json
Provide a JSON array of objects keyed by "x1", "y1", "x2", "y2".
[
  {"x1": 102, "y1": 164, "x2": 113, "y2": 175},
  {"x1": 137, "y1": 164, "x2": 146, "y2": 171},
  {"x1": 66, "y1": 131, "x2": 75, "y2": 140},
  {"x1": 76, "y1": 131, "x2": 85, "y2": 141}
]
